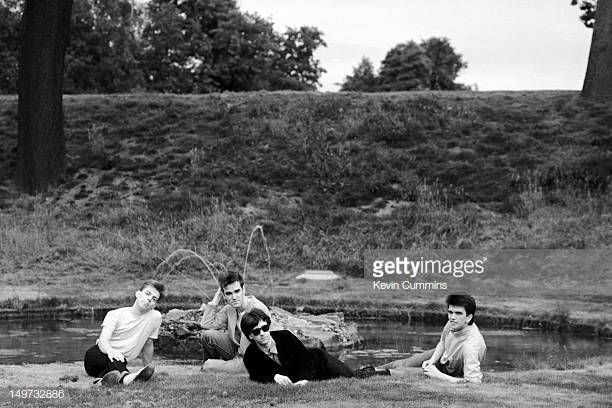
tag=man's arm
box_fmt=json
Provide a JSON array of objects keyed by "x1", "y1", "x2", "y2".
[
  {"x1": 422, "y1": 323, "x2": 450, "y2": 368},
  {"x1": 243, "y1": 347, "x2": 276, "y2": 383},
  {"x1": 200, "y1": 289, "x2": 229, "y2": 330},
  {"x1": 423, "y1": 346, "x2": 483, "y2": 384},
  {"x1": 423, "y1": 365, "x2": 465, "y2": 383},
  {"x1": 97, "y1": 326, "x2": 125, "y2": 362},
  {"x1": 140, "y1": 338, "x2": 154, "y2": 366},
  {"x1": 287, "y1": 331, "x2": 316, "y2": 381},
  {"x1": 459, "y1": 346, "x2": 483, "y2": 383},
  {"x1": 422, "y1": 340, "x2": 445, "y2": 368}
]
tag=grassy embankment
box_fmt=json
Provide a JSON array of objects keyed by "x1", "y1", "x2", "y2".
[
  {"x1": 0, "y1": 91, "x2": 611, "y2": 332},
  {"x1": 1, "y1": 359, "x2": 611, "y2": 408}
]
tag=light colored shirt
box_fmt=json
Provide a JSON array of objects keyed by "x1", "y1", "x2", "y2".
[
  {"x1": 200, "y1": 295, "x2": 270, "y2": 355},
  {"x1": 98, "y1": 307, "x2": 162, "y2": 362},
  {"x1": 439, "y1": 322, "x2": 486, "y2": 383},
  {"x1": 258, "y1": 339, "x2": 281, "y2": 366}
]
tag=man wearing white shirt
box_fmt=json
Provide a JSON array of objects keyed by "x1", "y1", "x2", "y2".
[
  {"x1": 358, "y1": 294, "x2": 486, "y2": 383},
  {"x1": 84, "y1": 280, "x2": 165, "y2": 386}
]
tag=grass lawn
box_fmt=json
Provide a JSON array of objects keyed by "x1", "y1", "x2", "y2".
[{"x1": 1, "y1": 360, "x2": 611, "y2": 408}]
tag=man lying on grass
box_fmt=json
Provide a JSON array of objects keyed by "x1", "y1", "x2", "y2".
[
  {"x1": 84, "y1": 279, "x2": 165, "y2": 386},
  {"x1": 240, "y1": 308, "x2": 356, "y2": 385},
  {"x1": 199, "y1": 270, "x2": 270, "y2": 366},
  {"x1": 356, "y1": 294, "x2": 487, "y2": 384}
]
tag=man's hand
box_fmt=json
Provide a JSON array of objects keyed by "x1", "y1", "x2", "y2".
[
  {"x1": 273, "y1": 374, "x2": 293, "y2": 386},
  {"x1": 107, "y1": 349, "x2": 125, "y2": 362},
  {"x1": 421, "y1": 359, "x2": 434, "y2": 368},
  {"x1": 293, "y1": 380, "x2": 309, "y2": 386},
  {"x1": 211, "y1": 288, "x2": 224, "y2": 305},
  {"x1": 423, "y1": 364, "x2": 443, "y2": 379},
  {"x1": 200, "y1": 289, "x2": 224, "y2": 312}
]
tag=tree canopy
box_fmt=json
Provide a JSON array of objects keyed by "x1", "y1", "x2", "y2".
[
  {"x1": 0, "y1": 0, "x2": 327, "y2": 93},
  {"x1": 340, "y1": 37, "x2": 467, "y2": 92}
]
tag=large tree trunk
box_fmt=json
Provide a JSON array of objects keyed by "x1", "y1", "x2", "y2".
[
  {"x1": 16, "y1": 0, "x2": 73, "y2": 194},
  {"x1": 582, "y1": 0, "x2": 612, "y2": 100}
]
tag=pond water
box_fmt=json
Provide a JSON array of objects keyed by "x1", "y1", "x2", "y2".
[{"x1": 1, "y1": 318, "x2": 610, "y2": 372}]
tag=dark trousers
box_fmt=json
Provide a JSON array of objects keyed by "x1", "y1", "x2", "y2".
[
  {"x1": 313, "y1": 349, "x2": 354, "y2": 379},
  {"x1": 84, "y1": 344, "x2": 129, "y2": 378}
]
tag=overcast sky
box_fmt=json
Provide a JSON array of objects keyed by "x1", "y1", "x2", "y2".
[{"x1": 238, "y1": 0, "x2": 593, "y2": 92}]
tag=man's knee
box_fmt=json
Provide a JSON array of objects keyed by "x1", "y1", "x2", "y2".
[
  {"x1": 201, "y1": 329, "x2": 225, "y2": 344},
  {"x1": 200, "y1": 329, "x2": 236, "y2": 360}
]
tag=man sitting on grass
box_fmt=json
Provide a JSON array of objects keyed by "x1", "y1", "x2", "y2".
[
  {"x1": 356, "y1": 294, "x2": 487, "y2": 383},
  {"x1": 84, "y1": 280, "x2": 165, "y2": 386},
  {"x1": 199, "y1": 270, "x2": 270, "y2": 366}
]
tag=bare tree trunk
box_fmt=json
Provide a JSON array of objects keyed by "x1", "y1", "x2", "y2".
[
  {"x1": 582, "y1": 0, "x2": 612, "y2": 100},
  {"x1": 17, "y1": 0, "x2": 73, "y2": 194}
]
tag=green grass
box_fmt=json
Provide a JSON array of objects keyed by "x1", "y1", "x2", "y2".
[
  {"x1": 1, "y1": 360, "x2": 611, "y2": 407},
  {"x1": 0, "y1": 91, "x2": 611, "y2": 330}
]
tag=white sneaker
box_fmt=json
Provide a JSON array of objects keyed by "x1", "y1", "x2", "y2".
[{"x1": 122, "y1": 365, "x2": 155, "y2": 385}]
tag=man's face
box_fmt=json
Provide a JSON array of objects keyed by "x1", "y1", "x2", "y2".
[
  {"x1": 135, "y1": 285, "x2": 160, "y2": 311},
  {"x1": 447, "y1": 304, "x2": 472, "y2": 332},
  {"x1": 223, "y1": 281, "x2": 245, "y2": 309},
  {"x1": 248, "y1": 320, "x2": 272, "y2": 348}
]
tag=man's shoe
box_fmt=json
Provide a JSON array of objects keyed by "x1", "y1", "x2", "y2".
[
  {"x1": 354, "y1": 366, "x2": 375, "y2": 378},
  {"x1": 354, "y1": 366, "x2": 390, "y2": 378},
  {"x1": 100, "y1": 370, "x2": 121, "y2": 386},
  {"x1": 135, "y1": 365, "x2": 155, "y2": 381},
  {"x1": 122, "y1": 365, "x2": 155, "y2": 385}
]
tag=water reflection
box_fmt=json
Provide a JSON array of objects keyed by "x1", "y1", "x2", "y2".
[{"x1": 1, "y1": 318, "x2": 610, "y2": 372}]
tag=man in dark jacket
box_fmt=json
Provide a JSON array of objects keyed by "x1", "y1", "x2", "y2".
[{"x1": 240, "y1": 309, "x2": 354, "y2": 385}]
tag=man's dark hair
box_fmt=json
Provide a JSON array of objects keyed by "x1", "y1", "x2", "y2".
[
  {"x1": 446, "y1": 294, "x2": 476, "y2": 325},
  {"x1": 219, "y1": 270, "x2": 244, "y2": 290},
  {"x1": 141, "y1": 280, "x2": 166, "y2": 301},
  {"x1": 240, "y1": 308, "x2": 271, "y2": 340}
]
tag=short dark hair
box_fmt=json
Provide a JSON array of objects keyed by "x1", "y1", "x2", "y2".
[
  {"x1": 446, "y1": 294, "x2": 476, "y2": 325},
  {"x1": 141, "y1": 280, "x2": 166, "y2": 301},
  {"x1": 240, "y1": 308, "x2": 271, "y2": 340},
  {"x1": 219, "y1": 270, "x2": 244, "y2": 290}
]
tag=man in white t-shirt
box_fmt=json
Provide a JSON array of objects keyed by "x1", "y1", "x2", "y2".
[{"x1": 84, "y1": 280, "x2": 165, "y2": 386}]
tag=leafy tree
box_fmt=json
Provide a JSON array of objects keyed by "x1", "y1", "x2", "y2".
[
  {"x1": 64, "y1": 0, "x2": 144, "y2": 93},
  {"x1": 0, "y1": 0, "x2": 21, "y2": 94},
  {"x1": 205, "y1": 10, "x2": 281, "y2": 91},
  {"x1": 341, "y1": 37, "x2": 466, "y2": 92},
  {"x1": 1, "y1": 0, "x2": 145, "y2": 94},
  {"x1": 377, "y1": 41, "x2": 432, "y2": 91},
  {"x1": 340, "y1": 57, "x2": 377, "y2": 92},
  {"x1": 571, "y1": 0, "x2": 596, "y2": 28},
  {"x1": 420, "y1": 37, "x2": 467, "y2": 90},
  {"x1": 140, "y1": 0, "x2": 201, "y2": 92},
  {"x1": 142, "y1": 0, "x2": 326, "y2": 92},
  {"x1": 143, "y1": 0, "x2": 274, "y2": 92},
  {"x1": 272, "y1": 26, "x2": 326, "y2": 90}
]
